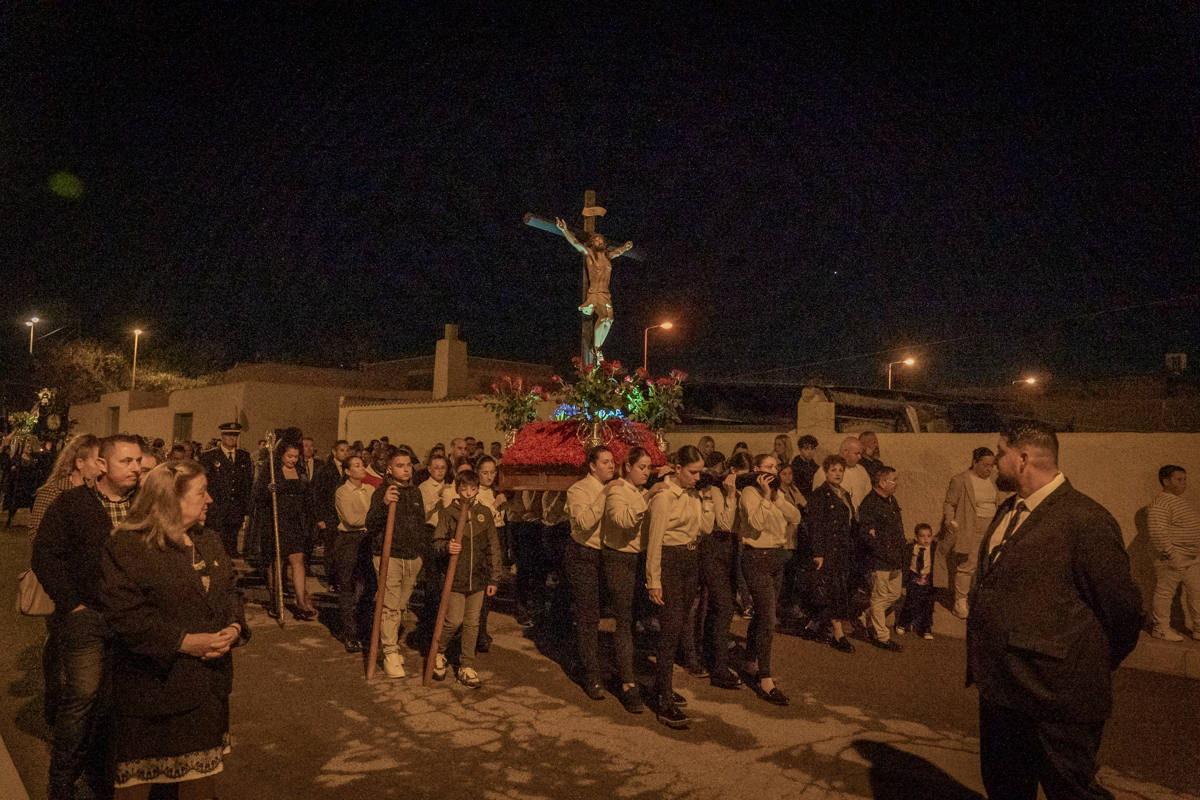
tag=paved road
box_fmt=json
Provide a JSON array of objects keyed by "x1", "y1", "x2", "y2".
[{"x1": 3, "y1": 520, "x2": 1198, "y2": 799}]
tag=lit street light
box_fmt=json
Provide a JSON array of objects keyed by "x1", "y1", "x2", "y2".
[
  {"x1": 886, "y1": 357, "x2": 915, "y2": 390},
  {"x1": 643, "y1": 321, "x2": 674, "y2": 373},
  {"x1": 131, "y1": 329, "x2": 143, "y2": 390},
  {"x1": 24, "y1": 317, "x2": 40, "y2": 354},
  {"x1": 1013, "y1": 376, "x2": 1038, "y2": 386}
]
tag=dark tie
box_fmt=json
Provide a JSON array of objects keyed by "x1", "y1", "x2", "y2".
[
  {"x1": 916, "y1": 546, "x2": 926, "y2": 573},
  {"x1": 987, "y1": 501, "x2": 1028, "y2": 569}
]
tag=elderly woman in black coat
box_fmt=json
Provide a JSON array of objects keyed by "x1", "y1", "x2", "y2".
[
  {"x1": 101, "y1": 459, "x2": 249, "y2": 799},
  {"x1": 806, "y1": 454, "x2": 859, "y2": 653}
]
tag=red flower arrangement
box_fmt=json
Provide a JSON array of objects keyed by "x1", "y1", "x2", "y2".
[{"x1": 502, "y1": 420, "x2": 667, "y2": 471}]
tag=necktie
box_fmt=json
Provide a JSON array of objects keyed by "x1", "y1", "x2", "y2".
[
  {"x1": 987, "y1": 501, "x2": 1027, "y2": 569},
  {"x1": 916, "y1": 546, "x2": 925, "y2": 573}
]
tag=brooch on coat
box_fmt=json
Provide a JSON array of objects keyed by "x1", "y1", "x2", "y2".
[{"x1": 476, "y1": 513, "x2": 487, "y2": 522}]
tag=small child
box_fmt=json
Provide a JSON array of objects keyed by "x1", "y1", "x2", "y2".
[
  {"x1": 432, "y1": 470, "x2": 502, "y2": 688},
  {"x1": 896, "y1": 523, "x2": 936, "y2": 639}
]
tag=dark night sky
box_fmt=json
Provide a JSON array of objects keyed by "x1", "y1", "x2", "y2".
[{"x1": 3, "y1": 3, "x2": 1198, "y2": 389}]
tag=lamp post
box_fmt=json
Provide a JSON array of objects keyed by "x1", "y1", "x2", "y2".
[
  {"x1": 24, "y1": 317, "x2": 40, "y2": 354},
  {"x1": 886, "y1": 357, "x2": 915, "y2": 390},
  {"x1": 131, "y1": 329, "x2": 143, "y2": 390},
  {"x1": 1013, "y1": 376, "x2": 1037, "y2": 386},
  {"x1": 643, "y1": 321, "x2": 674, "y2": 373}
]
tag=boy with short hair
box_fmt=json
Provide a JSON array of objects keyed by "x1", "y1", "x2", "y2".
[
  {"x1": 896, "y1": 523, "x2": 936, "y2": 639},
  {"x1": 432, "y1": 470, "x2": 502, "y2": 688}
]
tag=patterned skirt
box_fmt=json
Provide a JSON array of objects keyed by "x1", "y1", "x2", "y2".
[{"x1": 112, "y1": 694, "x2": 231, "y2": 787}]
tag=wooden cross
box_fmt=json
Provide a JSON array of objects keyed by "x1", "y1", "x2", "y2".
[{"x1": 523, "y1": 190, "x2": 640, "y2": 369}]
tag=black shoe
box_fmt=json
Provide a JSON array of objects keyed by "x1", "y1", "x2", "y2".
[
  {"x1": 871, "y1": 638, "x2": 903, "y2": 652},
  {"x1": 831, "y1": 636, "x2": 855, "y2": 653},
  {"x1": 671, "y1": 690, "x2": 688, "y2": 708},
  {"x1": 685, "y1": 663, "x2": 709, "y2": 678},
  {"x1": 475, "y1": 635, "x2": 492, "y2": 654},
  {"x1": 710, "y1": 670, "x2": 742, "y2": 690},
  {"x1": 798, "y1": 625, "x2": 825, "y2": 642},
  {"x1": 584, "y1": 681, "x2": 606, "y2": 701},
  {"x1": 617, "y1": 685, "x2": 644, "y2": 714},
  {"x1": 342, "y1": 637, "x2": 363, "y2": 653},
  {"x1": 759, "y1": 686, "x2": 789, "y2": 706},
  {"x1": 654, "y1": 698, "x2": 690, "y2": 729}
]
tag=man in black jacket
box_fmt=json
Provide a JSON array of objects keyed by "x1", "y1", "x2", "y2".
[
  {"x1": 967, "y1": 422, "x2": 1142, "y2": 800},
  {"x1": 198, "y1": 422, "x2": 253, "y2": 558},
  {"x1": 312, "y1": 440, "x2": 349, "y2": 556},
  {"x1": 32, "y1": 433, "x2": 142, "y2": 800},
  {"x1": 859, "y1": 466, "x2": 906, "y2": 652}
]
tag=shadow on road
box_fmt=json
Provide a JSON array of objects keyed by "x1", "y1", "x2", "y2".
[{"x1": 852, "y1": 740, "x2": 984, "y2": 800}]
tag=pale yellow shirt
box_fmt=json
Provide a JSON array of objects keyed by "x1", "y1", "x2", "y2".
[
  {"x1": 334, "y1": 480, "x2": 373, "y2": 531},
  {"x1": 602, "y1": 479, "x2": 649, "y2": 553},
  {"x1": 567, "y1": 474, "x2": 608, "y2": 549},
  {"x1": 645, "y1": 480, "x2": 715, "y2": 589},
  {"x1": 419, "y1": 477, "x2": 445, "y2": 525},
  {"x1": 710, "y1": 485, "x2": 738, "y2": 532},
  {"x1": 736, "y1": 486, "x2": 802, "y2": 549}
]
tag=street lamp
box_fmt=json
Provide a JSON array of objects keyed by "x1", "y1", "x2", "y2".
[
  {"x1": 131, "y1": 329, "x2": 143, "y2": 390},
  {"x1": 886, "y1": 357, "x2": 915, "y2": 390},
  {"x1": 1013, "y1": 376, "x2": 1037, "y2": 386},
  {"x1": 643, "y1": 321, "x2": 674, "y2": 373},
  {"x1": 24, "y1": 317, "x2": 40, "y2": 354}
]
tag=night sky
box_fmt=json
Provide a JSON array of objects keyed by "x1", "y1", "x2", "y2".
[{"x1": 3, "y1": 4, "x2": 1198, "y2": 389}]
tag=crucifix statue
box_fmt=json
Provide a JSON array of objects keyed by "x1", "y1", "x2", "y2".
[{"x1": 523, "y1": 190, "x2": 639, "y2": 368}]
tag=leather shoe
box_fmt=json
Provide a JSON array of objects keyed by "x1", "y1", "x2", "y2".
[
  {"x1": 617, "y1": 685, "x2": 644, "y2": 714},
  {"x1": 342, "y1": 637, "x2": 363, "y2": 653},
  {"x1": 584, "y1": 681, "x2": 606, "y2": 701},
  {"x1": 654, "y1": 698, "x2": 690, "y2": 729},
  {"x1": 710, "y1": 670, "x2": 742, "y2": 690},
  {"x1": 830, "y1": 636, "x2": 855, "y2": 653},
  {"x1": 871, "y1": 638, "x2": 903, "y2": 652},
  {"x1": 671, "y1": 690, "x2": 688, "y2": 708},
  {"x1": 759, "y1": 686, "x2": 789, "y2": 706}
]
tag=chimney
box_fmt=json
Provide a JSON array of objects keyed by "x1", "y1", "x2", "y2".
[{"x1": 433, "y1": 324, "x2": 469, "y2": 399}]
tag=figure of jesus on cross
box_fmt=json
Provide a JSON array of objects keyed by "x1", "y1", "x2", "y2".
[{"x1": 554, "y1": 217, "x2": 632, "y2": 363}]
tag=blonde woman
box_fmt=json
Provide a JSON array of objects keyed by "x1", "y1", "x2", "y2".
[{"x1": 100, "y1": 460, "x2": 249, "y2": 799}]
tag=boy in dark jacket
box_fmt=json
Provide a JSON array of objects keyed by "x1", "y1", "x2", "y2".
[
  {"x1": 432, "y1": 470, "x2": 501, "y2": 688},
  {"x1": 896, "y1": 523, "x2": 936, "y2": 639}
]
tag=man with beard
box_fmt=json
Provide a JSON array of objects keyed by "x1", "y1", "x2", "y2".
[{"x1": 967, "y1": 422, "x2": 1141, "y2": 800}]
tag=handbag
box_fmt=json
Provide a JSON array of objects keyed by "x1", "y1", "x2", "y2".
[{"x1": 16, "y1": 566, "x2": 55, "y2": 616}]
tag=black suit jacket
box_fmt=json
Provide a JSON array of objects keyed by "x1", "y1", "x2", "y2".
[
  {"x1": 101, "y1": 528, "x2": 249, "y2": 719},
  {"x1": 199, "y1": 447, "x2": 254, "y2": 525},
  {"x1": 966, "y1": 479, "x2": 1142, "y2": 722},
  {"x1": 312, "y1": 456, "x2": 345, "y2": 531}
]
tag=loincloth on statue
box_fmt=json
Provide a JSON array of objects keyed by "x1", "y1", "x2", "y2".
[{"x1": 578, "y1": 291, "x2": 613, "y2": 320}]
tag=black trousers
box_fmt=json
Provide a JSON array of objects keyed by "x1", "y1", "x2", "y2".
[
  {"x1": 511, "y1": 520, "x2": 544, "y2": 619},
  {"x1": 979, "y1": 701, "x2": 1113, "y2": 800},
  {"x1": 329, "y1": 529, "x2": 373, "y2": 639},
  {"x1": 741, "y1": 546, "x2": 786, "y2": 678},
  {"x1": 655, "y1": 545, "x2": 699, "y2": 700},
  {"x1": 217, "y1": 520, "x2": 242, "y2": 559},
  {"x1": 897, "y1": 579, "x2": 934, "y2": 634},
  {"x1": 697, "y1": 531, "x2": 737, "y2": 675},
  {"x1": 564, "y1": 540, "x2": 604, "y2": 684},
  {"x1": 602, "y1": 548, "x2": 641, "y2": 685}
]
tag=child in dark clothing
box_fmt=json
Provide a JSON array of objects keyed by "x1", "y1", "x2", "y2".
[
  {"x1": 432, "y1": 470, "x2": 502, "y2": 688},
  {"x1": 897, "y1": 523, "x2": 936, "y2": 639}
]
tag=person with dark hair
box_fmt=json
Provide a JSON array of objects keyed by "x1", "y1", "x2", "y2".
[
  {"x1": 100, "y1": 459, "x2": 249, "y2": 798},
  {"x1": 331, "y1": 455, "x2": 374, "y2": 654},
  {"x1": 255, "y1": 441, "x2": 317, "y2": 620},
  {"x1": 565, "y1": 446, "x2": 616, "y2": 700},
  {"x1": 1147, "y1": 465, "x2": 1199, "y2": 641},
  {"x1": 432, "y1": 470, "x2": 501, "y2": 688},
  {"x1": 198, "y1": 423, "x2": 253, "y2": 559},
  {"x1": 968, "y1": 422, "x2": 1142, "y2": 800},
  {"x1": 790, "y1": 435, "x2": 819, "y2": 504},
  {"x1": 600, "y1": 446, "x2": 665, "y2": 713},
  {"x1": 645, "y1": 445, "x2": 714, "y2": 728},
  {"x1": 812, "y1": 437, "x2": 871, "y2": 509},
  {"x1": 33, "y1": 433, "x2": 142, "y2": 800},
  {"x1": 806, "y1": 453, "x2": 858, "y2": 652},
  {"x1": 857, "y1": 431, "x2": 882, "y2": 478},
  {"x1": 941, "y1": 446, "x2": 1001, "y2": 619},
  {"x1": 735, "y1": 453, "x2": 802, "y2": 704},
  {"x1": 859, "y1": 466, "x2": 906, "y2": 652},
  {"x1": 471, "y1": 455, "x2": 507, "y2": 653},
  {"x1": 896, "y1": 523, "x2": 936, "y2": 638},
  {"x1": 312, "y1": 440, "x2": 351, "y2": 561}
]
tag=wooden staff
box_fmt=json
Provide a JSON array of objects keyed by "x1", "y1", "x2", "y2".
[
  {"x1": 265, "y1": 432, "x2": 285, "y2": 627},
  {"x1": 365, "y1": 498, "x2": 397, "y2": 680},
  {"x1": 423, "y1": 499, "x2": 471, "y2": 686}
]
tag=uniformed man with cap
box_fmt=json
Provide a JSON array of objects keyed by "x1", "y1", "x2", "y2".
[{"x1": 199, "y1": 422, "x2": 255, "y2": 557}]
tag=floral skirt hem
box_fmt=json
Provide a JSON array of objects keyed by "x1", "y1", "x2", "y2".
[{"x1": 114, "y1": 732, "x2": 231, "y2": 787}]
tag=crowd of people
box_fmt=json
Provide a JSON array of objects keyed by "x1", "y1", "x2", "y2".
[{"x1": 14, "y1": 418, "x2": 1196, "y2": 799}]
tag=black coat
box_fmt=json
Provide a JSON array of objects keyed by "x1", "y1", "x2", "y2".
[
  {"x1": 199, "y1": 448, "x2": 254, "y2": 525},
  {"x1": 101, "y1": 527, "x2": 249, "y2": 720},
  {"x1": 366, "y1": 480, "x2": 427, "y2": 559},
  {"x1": 858, "y1": 490, "x2": 906, "y2": 571},
  {"x1": 311, "y1": 457, "x2": 345, "y2": 531},
  {"x1": 966, "y1": 480, "x2": 1143, "y2": 722},
  {"x1": 32, "y1": 485, "x2": 123, "y2": 611}
]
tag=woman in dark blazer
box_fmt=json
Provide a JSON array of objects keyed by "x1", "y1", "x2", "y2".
[
  {"x1": 101, "y1": 459, "x2": 249, "y2": 799},
  {"x1": 806, "y1": 454, "x2": 858, "y2": 653}
]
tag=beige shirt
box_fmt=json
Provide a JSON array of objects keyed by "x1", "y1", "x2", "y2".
[
  {"x1": 419, "y1": 477, "x2": 445, "y2": 525},
  {"x1": 645, "y1": 480, "x2": 715, "y2": 589},
  {"x1": 970, "y1": 473, "x2": 998, "y2": 519},
  {"x1": 567, "y1": 474, "x2": 609, "y2": 549},
  {"x1": 736, "y1": 486, "x2": 803, "y2": 549},
  {"x1": 334, "y1": 480, "x2": 373, "y2": 531},
  {"x1": 601, "y1": 479, "x2": 649, "y2": 553},
  {"x1": 710, "y1": 485, "x2": 739, "y2": 532}
]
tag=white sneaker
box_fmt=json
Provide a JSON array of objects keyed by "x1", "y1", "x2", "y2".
[
  {"x1": 922, "y1": 632, "x2": 934, "y2": 640},
  {"x1": 952, "y1": 599, "x2": 969, "y2": 619},
  {"x1": 433, "y1": 653, "x2": 448, "y2": 681},
  {"x1": 1151, "y1": 627, "x2": 1184, "y2": 642},
  {"x1": 382, "y1": 651, "x2": 405, "y2": 678},
  {"x1": 894, "y1": 626, "x2": 906, "y2": 635},
  {"x1": 458, "y1": 666, "x2": 481, "y2": 689}
]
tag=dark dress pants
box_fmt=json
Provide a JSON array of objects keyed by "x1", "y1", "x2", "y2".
[
  {"x1": 655, "y1": 545, "x2": 699, "y2": 701},
  {"x1": 512, "y1": 520, "x2": 544, "y2": 620},
  {"x1": 698, "y1": 531, "x2": 737, "y2": 675},
  {"x1": 564, "y1": 540, "x2": 604, "y2": 684},
  {"x1": 897, "y1": 579, "x2": 934, "y2": 634},
  {"x1": 741, "y1": 546, "x2": 785, "y2": 678},
  {"x1": 218, "y1": 519, "x2": 242, "y2": 559},
  {"x1": 329, "y1": 529, "x2": 372, "y2": 640},
  {"x1": 48, "y1": 607, "x2": 111, "y2": 800},
  {"x1": 979, "y1": 701, "x2": 1113, "y2": 800},
  {"x1": 602, "y1": 548, "x2": 641, "y2": 685}
]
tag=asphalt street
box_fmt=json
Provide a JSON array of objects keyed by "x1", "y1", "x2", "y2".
[{"x1": 3, "y1": 519, "x2": 1197, "y2": 800}]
